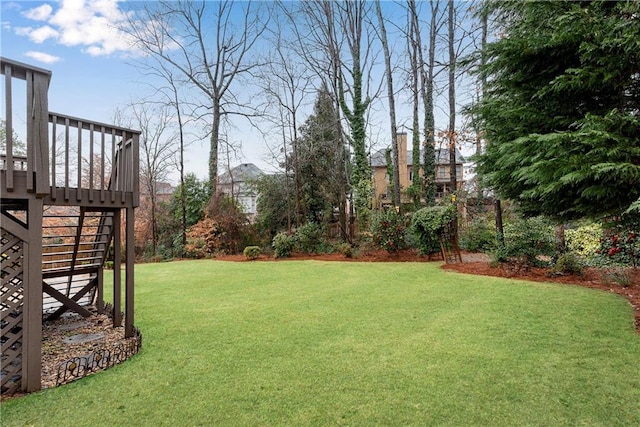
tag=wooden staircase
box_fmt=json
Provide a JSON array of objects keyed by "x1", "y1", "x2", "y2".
[{"x1": 41, "y1": 207, "x2": 115, "y2": 319}]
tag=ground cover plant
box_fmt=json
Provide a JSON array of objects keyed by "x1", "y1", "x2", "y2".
[{"x1": 3, "y1": 261, "x2": 639, "y2": 426}]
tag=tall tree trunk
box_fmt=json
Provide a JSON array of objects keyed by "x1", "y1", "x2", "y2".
[
  {"x1": 447, "y1": 0, "x2": 459, "y2": 257},
  {"x1": 421, "y1": 0, "x2": 439, "y2": 206},
  {"x1": 336, "y1": 0, "x2": 372, "y2": 231},
  {"x1": 556, "y1": 224, "x2": 566, "y2": 254},
  {"x1": 448, "y1": 0, "x2": 457, "y2": 194},
  {"x1": 280, "y1": 118, "x2": 292, "y2": 232},
  {"x1": 151, "y1": 189, "x2": 157, "y2": 256},
  {"x1": 408, "y1": 0, "x2": 421, "y2": 207},
  {"x1": 175, "y1": 92, "x2": 187, "y2": 250},
  {"x1": 476, "y1": 6, "x2": 487, "y2": 212},
  {"x1": 376, "y1": 0, "x2": 400, "y2": 209},
  {"x1": 291, "y1": 109, "x2": 301, "y2": 229},
  {"x1": 209, "y1": 105, "x2": 221, "y2": 203},
  {"x1": 495, "y1": 198, "x2": 504, "y2": 244}
]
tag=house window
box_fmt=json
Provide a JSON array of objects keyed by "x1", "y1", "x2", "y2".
[
  {"x1": 409, "y1": 170, "x2": 413, "y2": 182},
  {"x1": 438, "y1": 166, "x2": 447, "y2": 179}
]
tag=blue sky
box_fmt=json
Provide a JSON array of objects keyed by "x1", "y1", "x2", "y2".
[
  {"x1": 2, "y1": 0, "x2": 477, "y2": 184},
  {"x1": 2, "y1": 0, "x2": 237, "y2": 181},
  {"x1": 2, "y1": 1, "x2": 146, "y2": 120}
]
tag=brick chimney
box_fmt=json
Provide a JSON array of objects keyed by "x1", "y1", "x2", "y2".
[{"x1": 396, "y1": 132, "x2": 408, "y2": 187}]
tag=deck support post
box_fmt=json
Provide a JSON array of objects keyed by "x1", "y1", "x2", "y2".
[
  {"x1": 125, "y1": 207, "x2": 135, "y2": 338},
  {"x1": 97, "y1": 267, "x2": 104, "y2": 314},
  {"x1": 112, "y1": 209, "x2": 122, "y2": 327},
  {"x1": 23, "y1": 197, "x2": 42, "y2": 392}
]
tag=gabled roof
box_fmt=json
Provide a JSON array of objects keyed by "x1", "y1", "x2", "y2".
[
  {"x1": 370, "y1": 148, "x2": 465, "y2": 167},
  {"x1": 218, "y1": 163, "x2": 265, "y2": 185}
]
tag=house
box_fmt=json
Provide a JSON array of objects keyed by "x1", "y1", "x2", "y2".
[
  {"x1": 217, "y1": 163, "x2": 264, "y2": 221},
  {"x1": 155, "y1": 181, "x2": 175, "y2": 203},
  {"x1": 370, "y1": 132, "x2": 464, "y2": 208}
]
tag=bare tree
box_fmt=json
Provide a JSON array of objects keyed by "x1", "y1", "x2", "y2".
[
  {"x1": 421, "y1": 0, "x2": 443, "y2": 206},
  {"x1": 401, "y1": 0, "x2": 443, "y2": 206},
  {"x1": 407, "y1": 0, "x2": 422, "y2": 206},
  {"x1": 282, "y1": 1, "x2": 359, "y2": 238},
  {"x1": 136, "y1": 60, "x2": 194, "y2": 250},
  {"x1": 256, "y1": 14, "x2": 313, "y2": 228},
  {"x1": 375, "y1": 0, "x2": 400, "y2": 209},
  {"x1": 125, "y1": 0, "x2": 269, "y2": 206},
  {"x1": 448, "y1": 0, "x2": 458, "y2": 194},
  {"x1": 298, "y1": 0, "x2": 379, "y2": 229},
  {"x1": 118, "y1": 103, "x2": 177, "y2": 256}
]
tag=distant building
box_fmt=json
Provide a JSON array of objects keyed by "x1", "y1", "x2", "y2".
[
  {"x1": 155, "y1": 181, "x2": 175, "y2": 203},
  {"x1": 218, "y1": 163, "x2": 265, "y2": 221},
  {"x1": 139, "y1": 181, "x2": 175, "y2": 203},
  {"x1": 370, "y1": 133, "x2": 464, "y2": 208}
]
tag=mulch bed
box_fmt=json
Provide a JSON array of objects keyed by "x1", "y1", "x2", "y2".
[{"x1": 2, "y1": 313, "x2": 133, "y2": 402}]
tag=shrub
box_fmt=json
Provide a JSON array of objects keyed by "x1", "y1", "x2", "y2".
[
  {"x1": 492, "y1": 216, "x2": 557, "y2": 270},
  {"x1": 371, "y1": 209, "x2": 407, "y2": 253},
  {"x1": 243, "y1": 246, "x2": 261, "y2": 260},
  {"x1": 295, "y1": 222, "x2": 324, "y2": 254},
  {"x1": 551, "y1": 252, "x2": 584, "y2": 275},
  {"x1": 411, "y1": 205, "x2": 457, "y2": 256},
  {"x1": 335, "y1": 242, "x2": 353, "y2": 258},
  {"x1": 601, "y1": 267, "x2": 634, "y2": 287},
  {"x1": 355, "y1": 232, "x2": 376, "y2": 257},
  {"x1": 460, "y1": 217, "x2": 495, "y2": 252},
  {"x1": 565, "y1": 222, "x2": 603, "y2": 258},
  {"x1": 599, "y1": 229, "x2": 639, "y2": 268},
  {"x1": 272, "y1": 232, "x2": 296, "y2": 258},
  {"x1": 185, "y1": 217, "x2": 216, "y2": 258}
]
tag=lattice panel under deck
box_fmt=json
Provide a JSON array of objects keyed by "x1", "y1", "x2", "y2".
[{"x1": 1, "y1": 229, "x2": 24, "y2": 395}]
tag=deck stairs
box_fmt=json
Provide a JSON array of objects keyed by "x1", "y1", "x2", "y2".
[{"x1": 41, "y1": 207, "x2": 114, "y2": 319}]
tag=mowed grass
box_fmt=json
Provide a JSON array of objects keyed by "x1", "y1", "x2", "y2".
[{"x1": 3, "y1": 260, "x2": 640, "y2": 426}]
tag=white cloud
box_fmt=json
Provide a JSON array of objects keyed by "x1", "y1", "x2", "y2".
[
  {"x1": 2, "y1": 21, "x2": 11, "y2": 31},
  {"x1": 15, "y1": 26, "x2": 33, "y2": 36},
  {"x1": 22, "y1": 4, "x2": 53, "y2": 21},
  {"x1": 27, "y1": 25, "x2": 59, "y2": 43},
  {"x1": 25, "y1": 51, "x2": 62, "y2": 64},
  {"x1": 2, "y1": 2, "x2": 22, "y2": 12},
  {"x1": 14, "y1": 0, "x2": 141, "y2": 57}
]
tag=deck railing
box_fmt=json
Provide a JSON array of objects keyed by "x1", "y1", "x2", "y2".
[
  {"x1": 48, "y1": 112, "x2": 139, "y2": 206},
  {"x1": 1, "y1": 57, "x2": 51, "y2": 196},
  {"x1": 1, "y1": 57, "x2": 139, "y2": 207}
]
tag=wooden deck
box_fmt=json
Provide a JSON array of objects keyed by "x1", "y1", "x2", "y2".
[{"x1": 1, "y1": 57, "x2": 140, "y2": 395}]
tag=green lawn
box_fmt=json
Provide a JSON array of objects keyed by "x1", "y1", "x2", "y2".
[{"x1": 3, "y1": 260, "x2": 639, "y2": 426}]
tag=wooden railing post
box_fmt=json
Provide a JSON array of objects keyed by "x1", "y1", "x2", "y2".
[
  {"x1": 131, "y1": 133, "x2": 140, "y2": 208},
  {"x1": 29, "y1": 70, "x2": 50, "y2": 196},
  {"x1": 1, "y1": 57, "x2": 51, "y2": 197},
  {"x1": 4, "y1": 62, "x2": 14, "y2": 191}
]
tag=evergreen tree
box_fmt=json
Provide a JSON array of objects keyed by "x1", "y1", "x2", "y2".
[
  {"x1": 254, "y1": 173, "x2": 296, "y2": 238},
  {"x1": 294, "y1": 87, "x2": 347, "y2": 226},
  {"x1": 473, "y1": 0, "x2": 640, "y2": 220},
  {"x1": 170, "y1": 173, "x2": 211, "y2": 228}
]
